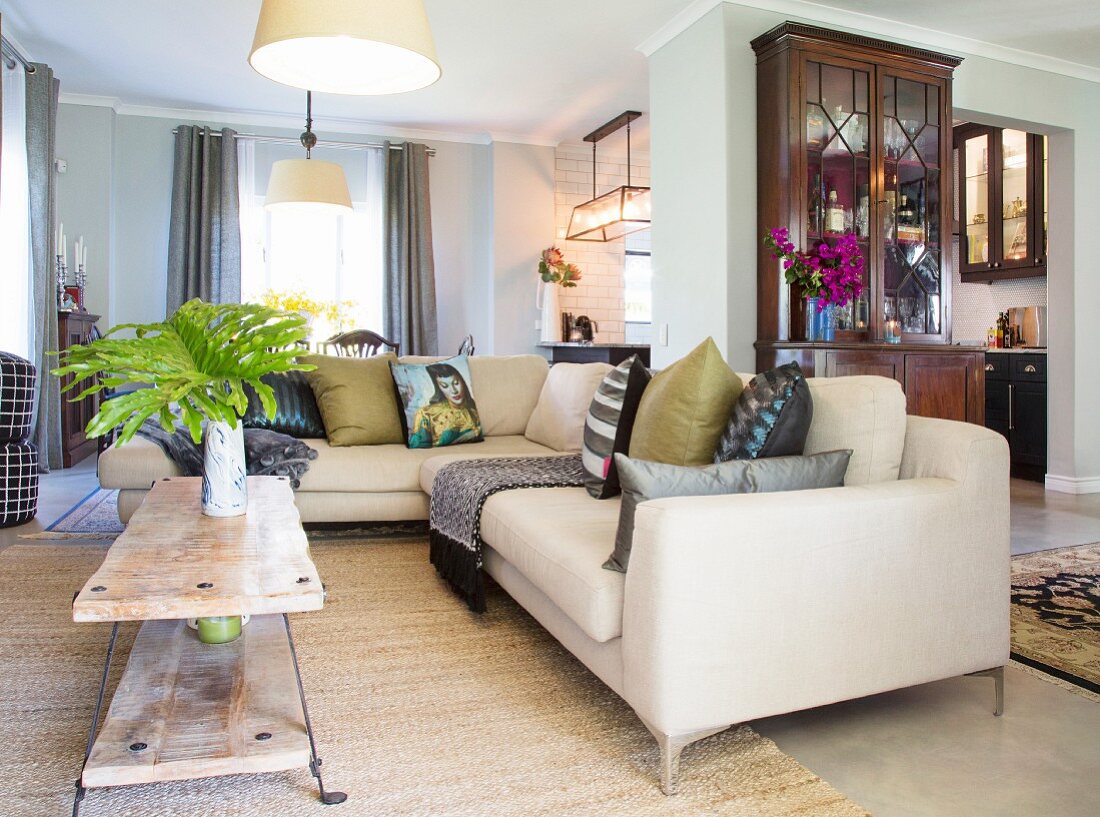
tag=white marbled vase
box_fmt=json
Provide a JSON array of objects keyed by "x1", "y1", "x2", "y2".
[{"x1": 201, "y1": 420, "x2": 247, "y2": 517}]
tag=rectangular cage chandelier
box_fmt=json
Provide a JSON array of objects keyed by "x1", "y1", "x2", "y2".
[{"x1": 566, "y1": 111, "x2": 651, "y2": 242}]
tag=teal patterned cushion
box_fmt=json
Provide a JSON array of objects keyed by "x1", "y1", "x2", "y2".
[
  {"x1": 714, "y1": 362, "x2": 812, "y2": 461},
  {"x1": 242, "y1": 371, "x2": 326, "y2": 439}
]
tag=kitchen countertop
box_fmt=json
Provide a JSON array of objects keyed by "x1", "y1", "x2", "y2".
[
  {"x1": 537, "y1": 342, "x2": 650, "y2": 348},
  {"x1": 984, "y1": 347, "x2": 1047, "y2": 354}
]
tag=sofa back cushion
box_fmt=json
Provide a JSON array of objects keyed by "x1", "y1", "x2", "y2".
[
  {"x1": 469, "y1": 355, "x2": 549, "y2": 436},
  {"x1": 525, "y1": 362, "x2": 613, "y2": 452},
  {"x1": 801, "y1": 375, "x2": 906, "y2": 484}
]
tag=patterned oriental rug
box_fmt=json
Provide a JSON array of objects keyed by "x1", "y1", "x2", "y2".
[
  {"x1": 1011, "y1": 544, "x2": 1100, "y2": 696},
  {"x1": 0, "y1": 539, "x2": 868, "y2": 817}
]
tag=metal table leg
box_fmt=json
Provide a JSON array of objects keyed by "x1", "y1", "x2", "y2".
[
  {"x1": 72, "y1": 622, "x2": 120, "y2": 817},
  {"x1": 283, "y1": 613, "x2": 347, "y2": 805}
]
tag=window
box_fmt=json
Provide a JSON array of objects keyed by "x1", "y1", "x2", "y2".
[
  {"x1": 238, "y1": 140, "x2": 384, "y2": 340},
  {"x1": 623, "y1": 251, "x2": 652, "y2": 324},
  {"x1": 0, "y1": 59, "x2": 32, "y2": 358}
]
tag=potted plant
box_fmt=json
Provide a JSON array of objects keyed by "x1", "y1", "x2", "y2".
[
  {"x1": 536, "y1": 247, "x2": 582, "y2": 343},
  {"x1": 764, "y1": 227, "x2": 865, "y2": 342},
  {"x1": 53, "y1": 299, "x2": 313, "y2": 517}
]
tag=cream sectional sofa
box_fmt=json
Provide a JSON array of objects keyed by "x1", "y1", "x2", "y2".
[{"x1": 98, "y1": 355, "x2": 1011, "y2": 794}]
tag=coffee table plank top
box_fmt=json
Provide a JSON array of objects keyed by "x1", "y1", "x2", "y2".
[
  {"x1": 82, "y1": 615, "x2": 310, "y2": 787},
  {"x1": 73, "y1": 477, "x2": 323, "y2": 622}
]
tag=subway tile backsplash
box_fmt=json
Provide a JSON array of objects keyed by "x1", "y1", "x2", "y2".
[{"x1": 950, "y1": 243, "x2": 1048, "y2": 344}]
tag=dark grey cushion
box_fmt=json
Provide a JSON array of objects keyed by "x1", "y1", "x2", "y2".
[
  {"x1": 714, "y1": 362, "x2": 812, "y2": 462},
  {"x1": 242, "y1": 370, "x2": 326, "y2": 439},
  {"x1": 603, "y1": 449, "x2": 852, "y2": 573}
]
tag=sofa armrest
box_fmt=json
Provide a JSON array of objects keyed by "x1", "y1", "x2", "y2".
[
  {"x1": 621, "y1": 428, "x2": 1009, "y2": 735},
  {"x1": 98, "y1": 436, "x2": 182, "y2": 490},
  {"x1": 900, "y1": 415, "x2": 1009, "y2": 482}
]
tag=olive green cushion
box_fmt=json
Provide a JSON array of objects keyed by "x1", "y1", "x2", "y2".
[
  {"x1": 303, "y1": 353, "x2": 404, "y2": 446},
  {"x1": 627, "y1": 337, "x2": 742, "y2": 466}
]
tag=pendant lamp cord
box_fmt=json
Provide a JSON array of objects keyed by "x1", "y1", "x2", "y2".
[
  {"x1": 626, "y1": 120, "x2": 632, "y2": 187},
  {"x1": 591, "y1": 142, "x2": 597, "y2": 199},
  {"x1": 301, "y1": 90, "x2": 318, "y2": 159}
]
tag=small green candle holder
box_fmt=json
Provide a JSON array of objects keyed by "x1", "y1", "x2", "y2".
[{"x1": 195, "y1": 615, "x2": 242, "y2": 644}]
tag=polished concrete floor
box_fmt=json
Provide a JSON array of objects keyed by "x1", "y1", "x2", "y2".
[{"x1": 4, "y1": 463, "x2": 1099, "y2": 816}]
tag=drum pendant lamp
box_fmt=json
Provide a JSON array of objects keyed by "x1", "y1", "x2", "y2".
[{"x1": 249, "y1": 0, "x2": 442, "y2": 95}]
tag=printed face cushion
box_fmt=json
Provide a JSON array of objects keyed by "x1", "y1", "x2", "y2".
[
  {"x1": 714, "y1": 362, "x2": 813, "y2": 462},
  {"x1": 581, "y1": 356, "x2": 652, "y2": 499},
  {"x1": 628, "y1": 337, "x2": 743, "y2": 466},
  {"x1": 390, "y1": 355, "x2": 484, "y2": 449},
  {"x1": 604, "y1": 449, "x2": 852, "y2": 573}
]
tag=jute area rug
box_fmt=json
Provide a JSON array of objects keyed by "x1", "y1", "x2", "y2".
[
  {"x1": 0, "y1": 538, "x2": 868, "y2": 817},
  {"x1": 1011, "y1": 543, "x2": 1100, "y2": 697}
]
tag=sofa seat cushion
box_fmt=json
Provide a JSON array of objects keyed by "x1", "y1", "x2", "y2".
[
  {"x1": 418, "y1": 444, "x2": 561, "y2": 495},
  {"x1": 301, "y1": 435, "x2": 558, "y2": 494},
  {"x1": 99, "y1": 436, "x2": 183, "y2": 489},
  {"x1": 478, "y1": 487, "x2": 624, "y2": 643}
]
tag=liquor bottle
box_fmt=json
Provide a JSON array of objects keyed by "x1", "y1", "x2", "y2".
[
  {"x1": 808, "y1": 174, "x2": 823, "y2": 234},
  {"x1": 826, "y1": 189, "x2": 845, "y2": 233},
  {"x1": 987, "y1": 326, "x2": 997, "y2": 347},
  {"x1": 996, "y1": 313, "x2": 1005, "y2": 348}
]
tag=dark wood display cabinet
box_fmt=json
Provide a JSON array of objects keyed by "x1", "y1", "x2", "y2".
[
  {"x1": 985, "y1": 352, "x2": 1046, "y2": 481},
  {"x1": 751, "y1": 24, "x2": 985, "y2": 423},
  {"x1": 57, "y1": 311, "x2": 101, "y2": 468},
  {"x1": 954, "y1": 124, "x2": 1046, "y2": 282}
]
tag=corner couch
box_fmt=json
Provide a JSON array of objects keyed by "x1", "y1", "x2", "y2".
[{"x1": 98, "y1": 354, "x2": 1011, "y2": 794}]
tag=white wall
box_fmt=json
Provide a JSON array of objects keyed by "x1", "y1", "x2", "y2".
[
  {"x1": 648, "y1": 2, "x2": 1100, "y2": 489},
  {"x1": 54, "y1": 104, "x2": 551, "y2": 357},
  {"x1": 488, "y1": 141, "x2": 556, "y2": 356}
]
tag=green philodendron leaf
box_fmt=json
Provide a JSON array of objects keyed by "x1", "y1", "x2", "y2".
[{"x1": 53, "y1": 299, "x2": 311, "y2": 445}]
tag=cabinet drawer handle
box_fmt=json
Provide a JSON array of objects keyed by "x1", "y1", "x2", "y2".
[
  {"x1": 1024, "y1": 364, "x2": 1037, "y2": 373},
  {"x1": 985, "y1": 363, "x2": 995, "y2": 371}
]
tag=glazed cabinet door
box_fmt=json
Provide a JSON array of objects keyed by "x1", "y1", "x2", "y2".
[
  {"x1": 956, "y1": 125, "x2": 995, "y2": 275},
  {"x1": 878, "y1": 67, "x2": 951, "y2": 343},
  {"x1": 802, "y1": 55, "x2": 874, "y2": 340}
]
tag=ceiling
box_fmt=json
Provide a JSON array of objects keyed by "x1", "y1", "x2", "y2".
[
  {"x1": 3, "y1": 1, "x2": 1097, "y2": 150},
  {"x1": 808, "y1": 0, "x2": 1099, "y2": 72}
]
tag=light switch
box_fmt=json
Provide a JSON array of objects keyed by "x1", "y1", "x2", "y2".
[{"x1": 659, "y1": 323, "x2": 669, "y2": 346}]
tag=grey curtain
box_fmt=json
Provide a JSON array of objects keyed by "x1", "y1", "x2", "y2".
[
  {"x1": 383, "y1": 142, "x2": 438, "y2": 356},
  {"x1": 26, "y1": 62, "x2": 62, "y2": 472},
  {"x1": 166, "y1": 126, "x2": 241, "y2": 313}
]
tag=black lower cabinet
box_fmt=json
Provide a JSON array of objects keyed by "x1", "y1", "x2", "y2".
[{"x1": 984, "y1": 353, "x2": 1047, "y2": 481}]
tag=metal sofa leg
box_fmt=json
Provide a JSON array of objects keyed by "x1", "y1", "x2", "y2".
[
  {"x1": 966, "y1": 666, "x2": 1005, "y2": 716},
  {"x1": 639, "y1": 717, "x2": 730, "y2": 795}
]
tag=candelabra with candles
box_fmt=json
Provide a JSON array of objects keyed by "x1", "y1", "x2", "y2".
[
  {"x1": 75, "y1": 261, "x2": 87, "y2": 311},
  {"x1": 55, "y1": 252, "x2": 68, "y2": 310}
]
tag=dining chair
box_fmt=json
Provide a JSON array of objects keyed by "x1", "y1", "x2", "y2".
[{"x1": 323, "y1": 329, "x2": 401, "y2": 358}]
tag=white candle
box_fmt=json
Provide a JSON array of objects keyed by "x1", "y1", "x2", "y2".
[
  {"x1": 83, "y1": 245, "x2": 88, "y2": 268},
  {"x1": 57, "y1": 222, "x2": 64, "y2": 255},
  {"x1": 61, "y1": 232, "x2": 67, "y2": 266}
]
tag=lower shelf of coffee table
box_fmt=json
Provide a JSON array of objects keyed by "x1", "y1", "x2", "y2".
[{"x1": 83, "y1": 615, "x2": 309, "y2": 788}]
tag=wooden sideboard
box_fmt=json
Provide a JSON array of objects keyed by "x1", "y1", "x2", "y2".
[
  {"x1": 57, "y1": 311, "x2": 101, "y2": 468},
  {"x1": 757, "y1": 341, "x2": 985, "y2": 425}
]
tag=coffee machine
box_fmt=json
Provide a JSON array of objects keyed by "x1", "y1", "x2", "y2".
[{"x1": 561, "y1": 313, "x2": 599, "y2": 343}]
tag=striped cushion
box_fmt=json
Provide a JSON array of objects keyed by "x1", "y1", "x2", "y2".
[{"x1": 581, "y1": 356, "x2": 650, "y2": 499}]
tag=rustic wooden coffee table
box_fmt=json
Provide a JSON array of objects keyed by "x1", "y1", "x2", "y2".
[{"x1": 70, "y1": 476, "x2": 346, "y2": 815}]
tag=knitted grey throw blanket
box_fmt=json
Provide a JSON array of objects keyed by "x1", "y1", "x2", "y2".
[
  {"x1": 429, "y1": 454, "x2": 584, "y2": 612},
  {"x1": 136, "y1": 420, "x2": 317, "y2": 488}
]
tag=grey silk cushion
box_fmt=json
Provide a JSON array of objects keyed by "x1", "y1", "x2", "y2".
[
  {"x1": 603, "y1": 449, "x2": 852, "y2": 572},
  {"x1": 714, "y1": 362, "x2": 813, "y2": 462}
]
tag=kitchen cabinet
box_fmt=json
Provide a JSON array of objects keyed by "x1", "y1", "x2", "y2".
[
  {"x1": 954, "y1": 124, "x2": 1046, "y2": 282},
  {"x1": 985, "y1": 351, "x2": 1046, "y2": 481}
]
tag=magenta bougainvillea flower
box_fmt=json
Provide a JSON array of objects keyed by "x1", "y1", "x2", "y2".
[{"x1": 764, "y1": 226, "x2": 865, "y2": 310}]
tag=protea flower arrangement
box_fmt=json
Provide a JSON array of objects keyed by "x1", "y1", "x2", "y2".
[
  {"x1": 538, "y1": 246, "x2": 582, "y2": 288},
  {"x1": 764, "y1": 227, "x2": 865, "y2": 310}
]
